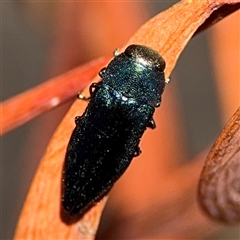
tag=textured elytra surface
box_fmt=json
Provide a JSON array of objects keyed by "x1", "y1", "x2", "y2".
[{"x1": 62, "y1": 45, "x2": 166, "y2": 216}]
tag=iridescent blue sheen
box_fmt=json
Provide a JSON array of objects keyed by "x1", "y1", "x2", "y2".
[{"x1": 62, "y1": 45, "x2": 166, "y2": 216}]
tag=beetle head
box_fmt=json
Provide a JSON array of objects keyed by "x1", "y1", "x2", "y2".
[{"x1": 102, "y1": 45, "x2": 166, "y2": 108}]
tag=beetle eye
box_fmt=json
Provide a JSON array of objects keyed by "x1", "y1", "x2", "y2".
[
  {"x1": 155, "y1": 58, "x2": 166, "y2": 72},
  {"x1": 124, "y1": 45, "x2": 137, "y2": 57}
]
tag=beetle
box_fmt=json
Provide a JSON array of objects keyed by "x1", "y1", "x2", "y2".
[{"x1": 62, "y1": 44, "x2": 166, "y2": 216}]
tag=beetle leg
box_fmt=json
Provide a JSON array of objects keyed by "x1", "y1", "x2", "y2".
[
  {"x1": 134, "y1": 146, "x2": 142, "y2": 157},
  {"x1": 99, "y1": 68, "x2": 106, "y2": 78},
  {"x1": 147, "y1": 118, "x2": 156, "y2": 129},
  {"x1": 75, "y1": 116, "x2": 83, "y2": 124},
  {"x1": 89, "y1": 82, "x2": 102, "y2": 96},
  {"x1": 78, "y1": 93, "x2": 90, "y2": 101},
  {"x1": 89, "y1": 83, "x2": 98, "y2": 95},
  {"x1": 165, "y1": 77, "x2": 171, "y2": 84},
  {"x1": 77, "y1": 82, "x2": 102, "y2": 101},
  {"x1": 113, "y1": 48, "x2": 120, "y2": 57}
]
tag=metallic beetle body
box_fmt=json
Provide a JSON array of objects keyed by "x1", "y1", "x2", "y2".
[{"x1": 62, "y1": 45, "x2": 166, "y2": 216}]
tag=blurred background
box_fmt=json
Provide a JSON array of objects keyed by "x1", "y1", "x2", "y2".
[{"x1": 1, "y1": 2, "x2": 239, "y2": 239}]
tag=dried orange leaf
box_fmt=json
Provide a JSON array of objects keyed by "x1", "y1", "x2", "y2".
[
  {"x1": 1, "y1": 56, "x2": 109, "y2": 136},
  {"x1": 199, "y1": 107, "x2": 240, "y2": 223},
  {"x1": 14, "y1": 1, "x2": 240, "y2": 239}
]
